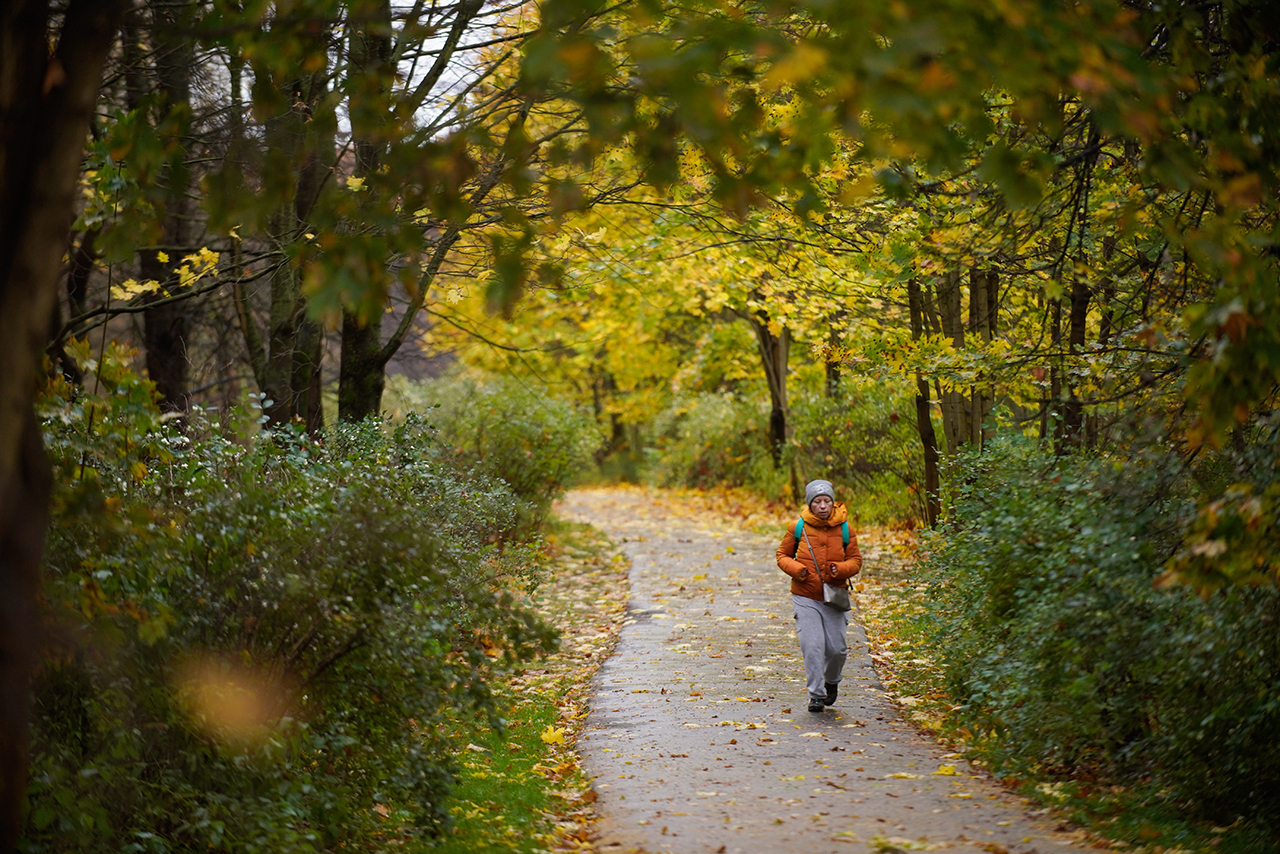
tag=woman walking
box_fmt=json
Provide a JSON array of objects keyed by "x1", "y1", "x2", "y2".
[{"x1": 776, "y1": 479, "x2": 863, "y2": 713}]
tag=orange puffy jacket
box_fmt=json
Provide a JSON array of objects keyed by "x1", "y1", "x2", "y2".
[{"x1": 775, "y1": 503, "x2": 863, "y2": 602}]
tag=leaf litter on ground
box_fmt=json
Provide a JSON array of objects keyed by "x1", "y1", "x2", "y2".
[{"x1": 427, "y1": 517, "x2": 628, "y2": 853}]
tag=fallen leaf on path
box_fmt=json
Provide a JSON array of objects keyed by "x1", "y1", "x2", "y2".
[
  {"x1": 871, "y1": 835, "x2": 934, "y2": 852},
  {"x1": 932, "y1": 764, "x2": 959, "y2": 775}
]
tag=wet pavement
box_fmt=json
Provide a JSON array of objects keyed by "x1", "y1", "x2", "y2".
[{"x1": 559, "y1": 488, "x2": 1090, "y2": 854}]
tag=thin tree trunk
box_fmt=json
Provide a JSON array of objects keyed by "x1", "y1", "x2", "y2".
[
  {"x1": 747, "y1": 291, "x2": 790, "y2": 468},
  {"x1": 936, "y1": 270, "x2": 968, "y2": 455},
  {"x1": 294, "y1": 315, "x2": 324, "y2": 433},
  {"x1": 1061, "y1": 269, "x2": 1090, "y2": 448},
  {"x1": 907, "y1": 277, "x2": 941, "y2": 528},
  {"x1": 1088, "y1": 235, "x2": 1118, "y2": 447},
  {"x1": 967, "y1": 267, "x2": 989, "y2": 448},
  {"x1": 1048, "y1": 297, "x2": 1063, "y2": 447},
  {"x1": 141, "y1": 0, "x2": 195, "y2": 414}
]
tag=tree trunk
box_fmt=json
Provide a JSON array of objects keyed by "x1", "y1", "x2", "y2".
[
  {"x1": 338, "y1": 0, "x2": 393, "y2": 423},
  {"x1": 0, "y1": 1, "x2": 124, "y2": 844},
  {"x1": 967, "y1": 267, "x2": 997, "y2": 448},
  {"x1": 1088, "y1": 235, "x2": 1118, "y2": 447},
  {"x1": 1047, "y1": 297, "x2": 1063, "y2": 446},
  {"x1": 748, "y1": 292, "x2": 790, "y2": 468},
  {"x1": 907, "y1": 277, "x2": 941, "y2": 528},
  {"x1": 936, "y1": 270, "x2": 968, "y2": 455},
  {"x1": 140, "y1": 0, "x2": 195, "y2": 414},
  {"x1": 338, "y1": 314, "x2": 386, "y2": 422},
  {"x1": 294, "y1": 315, "x2": 325, "y2": 433},
  {"x1": 252, "y1": 45, "x2": 332, "y2": 430},
  {"x1": 1060, "y1": 269, "x2": 1090, "y2": 449}
]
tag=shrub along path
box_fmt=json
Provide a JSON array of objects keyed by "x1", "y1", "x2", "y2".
[{"x1": 558, "y1": 487, "x2": 1090, "y2": 854}]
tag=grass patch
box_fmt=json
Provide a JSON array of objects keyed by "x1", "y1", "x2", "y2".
[
  {"x1": 852, "y1": 539, "x2": 1280, "y2": 854},
  {"x1": 414, "y1": 517, "x2": 628, "y2": 853},
  {"x1": 425, "y1": 694, "x2": 582, "y2": 853}
]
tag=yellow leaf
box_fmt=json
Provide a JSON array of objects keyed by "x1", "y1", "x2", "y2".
[
  {"x1": 932, "y1": 764, "x2": 959, "y2": 776},
  {"x1": 763, "y1": 42, "x2": 828, "y2": 91},
  {"x1": 540, "y1": 726, "x2": 566, "y2": 745}
]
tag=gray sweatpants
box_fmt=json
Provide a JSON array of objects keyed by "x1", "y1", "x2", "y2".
[{"x1": 792, "y1": 594, "x2": 848, "y2": 700}]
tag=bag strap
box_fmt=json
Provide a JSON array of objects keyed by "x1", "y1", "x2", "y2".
[{"x1": 800, "y1": 525, "x2": 848, "y2": 591}]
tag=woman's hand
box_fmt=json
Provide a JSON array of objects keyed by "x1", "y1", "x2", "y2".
[{"x1": 798, "y1": 567, "x2": 808, "y2": 580}]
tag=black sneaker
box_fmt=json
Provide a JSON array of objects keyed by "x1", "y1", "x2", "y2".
[
  {"x1": 808, "y1": 698, "x2": 825, "y2": 713},
  {"x1": 824, "y1": 682, "x2": 839, "y2": 706}
]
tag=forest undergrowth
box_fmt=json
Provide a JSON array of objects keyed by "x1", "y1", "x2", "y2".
[
  {"x1": 854, "y1": 532, "x2": 1280, "y2": 854},
  {"x1": 421, "y1": 519, "x2": 629, "y2": 853}
]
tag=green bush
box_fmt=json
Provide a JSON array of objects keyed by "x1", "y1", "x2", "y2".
[
  {"x1": 26, "y1": 346, "x2": 556, "y2": 853},
  {"x1": 385, "y1": 374, "x2": 601, "y2": 531},
  {"x1": 646, "y1": 393, "x2": 782, "y2": 493},
  {"x1": 918, "y1": 434, "x2": 1280, "y2": 828},
  {"x1": 787, "y1": 384, "x2": 919, "y2": 525},
  {"x1": 645, "y1": 383, "x2": 919, "y2": 522}
]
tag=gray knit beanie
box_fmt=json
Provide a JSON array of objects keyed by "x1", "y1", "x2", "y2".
[{"x1": 804, "y1": 479, "x2": 835, "y2": 509}]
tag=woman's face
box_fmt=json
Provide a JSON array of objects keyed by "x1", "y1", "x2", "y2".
[{"x1": 810, "y1": 495, "x2": 833, "y2": 520}]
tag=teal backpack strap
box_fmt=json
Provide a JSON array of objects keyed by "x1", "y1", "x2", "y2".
[{"x1": 792, "y1": 518, "x2": 848, "y2": 556}]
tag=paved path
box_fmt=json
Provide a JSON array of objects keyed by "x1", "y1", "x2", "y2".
[{"x1": 559, "y1": 488, "x2": 1090, "y2": 854}]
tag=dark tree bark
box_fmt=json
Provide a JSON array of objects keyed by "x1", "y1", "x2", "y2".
[
  {"x1": 338, "y1": 315, "x2": 386, "y2": 423},
  {"x1": 967, "y1": 267, "x2": 997, "y2": 448},
  {"x1": 140, "y1": 0, "x2": 196, "y2": 413},
  {"x1": 248, "y1": 39, "x2": 333, "y2": 431},
  {"x1": 907, "y1": 277, "x2": 941, "y2": 528},
  {"x1": 338, "y1": 0, "x2": 394, "y2": 423},
  {"x1": 1060, "y1": 268, "x2": 1091, "y2": 449},
  {"x1": 745, "y1": 288, "x2": 791, "y2": 468},
  {"x1": 935, "y1": 270, "x2": 969, "y2": 455},
  {"x1": 65, "y1": 228, "x2": 99, "y2": 318},
  {"x1": 1087, "y1": 235, "x2": 1118, "y2": 447},
  {"x1": 1046, "y1": 295, "x2": 1063, "y2": 444},
  {"x1": 0, "y1": 0, "x2": 125, "y2": 844}
]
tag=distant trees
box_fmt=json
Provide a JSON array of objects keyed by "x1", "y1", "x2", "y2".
[
  {"x1": 55, "y1": 0, "x2": 637, "y2": 429},
  {"x1": 516, "y1": 0, "x2": 1279, "y2": 538}
]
